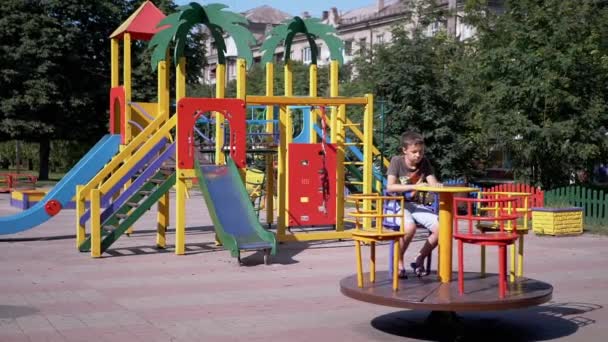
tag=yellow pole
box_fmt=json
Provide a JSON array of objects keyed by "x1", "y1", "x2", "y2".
[
  {"x1": 330, "y1": 61, "x2": 339, "y2": 143},
  {"x1": 355, "y1": 240, "x2": 363, "y2": 287},
  {"x1": 335, "y1": 103, "x2": 346, "y2": 231},
  {"x1": 175, "y1": 57, "x2": 187, "y2": 255},
  {"x1": 215, "y1": 63, "x2": 226, "y2": 165},
  {"x1": 76, "y1": 185, "x2": 85, "y2": 249},
  {"x1": 123, "y1": 33, "x2": 132, "y2": 144},
  {"x1": 90, "y1": 189, "x2": 101, "y2": 258},
  {"x1": 265, "y1": 63, "x2": 275, "y2": 225},
  {"x1": 156, "y1": 55, "x2": 170, "y2": 247},
  {"x1": 438, "y1": 193, "x2": 454, "y2": 283},
  {"x1": 518, "y1": 236, "x2": 524, "y2": 277},
  {"x1": 370, "y1": 242, "x2": 376, "y2": 283},
  {"x1": 236, "y1": 58, "x2": 247, "y2": 180},
  {"x1": 158, "y1": 57, "x2": 170, "y2": 121},
  {"x1": 157, "y1": 192, "x2": 169, "y2": 248},
  {"x1": 362, "y1": 94, "x2": 374, "y2": 226},
  {"x1": 283, "y1": 62, "x2": 293, "y2": 230},
  {"x1": 277, "y1": 103, "x2": 287, "y2": 239},
  {"x1": 309, "y1": 64, "x2": 317, "y2": 143},
  {"x1": 111, "y1": 38, "x2": 119, "y2": 87}
]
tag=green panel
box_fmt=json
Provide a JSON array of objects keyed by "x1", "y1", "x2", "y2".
[
  {"x1": 78, "y1": 171, "x2": 170, "y2": 252},
  {"x1": 194, "y1": 159, "x2": 239, "y2": 257},
  {"x1": 100, "y1": 173, "x2": 176, "y2": 253},
  {"x1": 194, "y1": 159, "x2": 276, "y2": 257}
]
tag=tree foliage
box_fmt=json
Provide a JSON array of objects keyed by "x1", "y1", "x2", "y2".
[
  {"x1": 351, "y1": 27, "x2": 476, "y2": 179},
  {"x1": 459, "y1": 0, "x2": 608, "y2": 188},
  {"x1": 0, "y1": 0, "x2": 206, "y2": 179},
  {"x1": 349, "y1": 0, "x2": 608, "y2": 187}
]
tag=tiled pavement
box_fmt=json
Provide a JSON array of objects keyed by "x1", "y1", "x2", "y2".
[{"x1": 1, "y1": 190, "x2": 607, "y2": 341}]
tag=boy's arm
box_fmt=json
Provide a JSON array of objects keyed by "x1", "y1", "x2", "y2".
[
  {"x1": 425, "y1": 174, "x2": 442, "y2": 187},
  {"x1": 387, "y1": 174, "x2": 418, "y2": 193}
]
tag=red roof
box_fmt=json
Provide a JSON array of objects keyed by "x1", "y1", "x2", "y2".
[{"x1": 110, "y1": 1, "x2": 167, "y2": 41}]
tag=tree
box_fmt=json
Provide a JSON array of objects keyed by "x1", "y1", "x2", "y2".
[
  {"x1": 460, "y1": 0, "x2": 608, "y2": 188},
  {"x1": 0, "y1": 0, "x2": 127, "y2": 179},
  {"x1": 349, "y1": 23, "x2": 477, "y2": 180},
  {"x1": 0, "y1": 0, "x2": 207, "y2": 179}
]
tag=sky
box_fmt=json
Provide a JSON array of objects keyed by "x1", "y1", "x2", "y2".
[{"x1": 174, "y1": 0, "x2": 382, "y2": 17}]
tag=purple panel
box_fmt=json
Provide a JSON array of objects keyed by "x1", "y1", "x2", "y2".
[
  {"x1": 98, "y1": 143, "x2": 175, "y2": 225},
  {"x1": 10, "y1": 198, "x2": 27, "y2": 210},
  {"x1": 79, "y1": 138, "x2": 167, "y2": 225},
  {"x1": 103, "y1": 138, "x2": 167, "y2": 203}
]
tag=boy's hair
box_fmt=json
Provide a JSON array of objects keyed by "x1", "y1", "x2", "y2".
[{"x1": 401, "y1": 131, "x2": 425, "y2": 149}]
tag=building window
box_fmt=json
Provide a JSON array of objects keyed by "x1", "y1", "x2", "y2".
[
  {"x1": 302, "y1": 47, "x2": 312, "y2": 63},
  {"x1": 227, "y1": 61, "x2": 236, "y2": 78},
  {"x1": 345, "y1": 40, "x2": 353, "y2": 56},
  {"x1": 358, "y1": 38, "x2": 367, "y2": 55},
  {"x1": 428, "y1": 21, "x2": 442, "y2": 36},
  {"x1": 376, "y1": 34, "x2": 385, "y2": 44}
]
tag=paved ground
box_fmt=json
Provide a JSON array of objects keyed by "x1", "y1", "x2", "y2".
[{"x1": 1, "y1": 190, "x2": 607, "y2": 341}]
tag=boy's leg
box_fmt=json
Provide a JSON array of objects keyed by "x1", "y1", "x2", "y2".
[
  {"x1": 409, "y1": 204, "x2": 440, "y2": 269},
  {"x1": 396, "y1": 208, "x2": 416, "y2": 272}
]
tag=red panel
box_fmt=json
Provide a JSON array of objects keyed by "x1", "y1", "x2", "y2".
[
  {"x1": 288, "y1": 143, "x2": 337, "y2": 226},
  {"x1": 177, "y1": 98, "x2": 246, "y2": 169},
  {"x1": 109, "y1": 86, "x2": 125, "y2": 141},
  {"x1": 127, "y1": 2, "x2": 167, "y2": 41},
  {"x1": 112, "y1": 2, "x2": 167, "y2": 41}
]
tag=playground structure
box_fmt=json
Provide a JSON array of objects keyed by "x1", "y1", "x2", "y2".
[
  {"x1": 68, "y1": 1, "x2": 386, "y2": 260},
  {"x1": 0, "y1": 1, "x2": 382, "y2": 257}
]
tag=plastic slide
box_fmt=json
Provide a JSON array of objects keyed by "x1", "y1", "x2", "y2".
[
  {"x1": 0, "y1": 134, "x2": 121, "y2": 234},
  {"x1": 195, "y1": 158, "x2": 277, "y2": 262}
]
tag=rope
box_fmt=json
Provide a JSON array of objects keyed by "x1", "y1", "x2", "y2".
[{"x1": 317, "y1": 106, "x2": 330, "y2": 215}]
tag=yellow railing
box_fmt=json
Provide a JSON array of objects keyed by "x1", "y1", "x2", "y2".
[
  {"x1": 76, "y1": 115, "x2": 176, "y2": 250},
  {"x1": 313, "y1": 109, "x2": 389, "y2": 169},
  {"x1": 77, "y1": 114, "x2": 176, "y2": 200}
]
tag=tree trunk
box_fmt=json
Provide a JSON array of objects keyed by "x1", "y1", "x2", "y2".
[
  {"x1": 38, "y1": 138, "x2": 50, "y2": 181},
  {"x1": 447, "y1": 0, "x2": 457, "y2": 37}
]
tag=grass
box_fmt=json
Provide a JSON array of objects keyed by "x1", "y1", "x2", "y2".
[{"x1": 0, "y1": 169, "x2": 65, "y2": 188}]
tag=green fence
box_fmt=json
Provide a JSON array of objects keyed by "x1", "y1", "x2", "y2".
[{"x1": 544, "y1": 186, "x2": 608, "y2": 225}]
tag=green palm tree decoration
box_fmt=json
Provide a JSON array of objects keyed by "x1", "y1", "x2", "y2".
[
  {"x1": 149, "y1": 2, "x2": 255, "y2": 71},
  {"x1": 260, "y1": 16, "x2": 344, "y2": 66}
]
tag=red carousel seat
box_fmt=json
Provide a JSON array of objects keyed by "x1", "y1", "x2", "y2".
[{"x1": 453, "y1": 196, "x2": 519, "y2": 298}]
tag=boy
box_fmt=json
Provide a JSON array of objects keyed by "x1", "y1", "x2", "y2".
[{"x1": 386, "y1": 131, "x2": 441, "y2": 277}]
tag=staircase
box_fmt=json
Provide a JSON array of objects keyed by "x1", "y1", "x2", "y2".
[{"x1": 78, "y1": 142, "x2": 176, "y2": 253}]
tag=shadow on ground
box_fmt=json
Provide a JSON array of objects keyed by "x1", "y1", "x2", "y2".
[
  {"x1": 0, "y1": 305, "x2": 39, "y2": 319},
  {"x1": 370, "y1": 302, "x2": 601, "y2": 341}
]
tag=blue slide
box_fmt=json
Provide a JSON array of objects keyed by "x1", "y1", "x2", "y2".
[
  {"x1": 195, "y1": 158, "x2": 277, "y2": 262},
  {"x1": 0, "y1": 134, "x2": 121, "y2": 235}
]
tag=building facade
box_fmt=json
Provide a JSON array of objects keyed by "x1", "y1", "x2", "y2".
[{"x1": 202, "y1": 0, "x2": 499, "y2": 84}]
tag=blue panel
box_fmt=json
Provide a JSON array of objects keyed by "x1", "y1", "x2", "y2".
[
  {"x1": 0, "y1": 135, "x2": 121, "y2": 235},
  {"x1": 312, "y1": 124, "x2": 387, "y2": 187}
]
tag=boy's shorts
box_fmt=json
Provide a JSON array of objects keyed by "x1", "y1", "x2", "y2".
[{"x1": 391, "y1": 202, "x2": 438, "y2": 233}]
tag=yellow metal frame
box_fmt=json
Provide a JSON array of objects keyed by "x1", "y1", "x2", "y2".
[
  {"x1": 215, "y1": 63, "x2": 226, "y2": 165},
  {"x1": 175, "y1": 57, "x2": 187, "y2": 255},
  {"x1": 348, "y1": 194, "x2": 405, "y2": 291},
  {"x1": 248, "y1": 95, "x2": 373, "y2": 242},
  {"x1": 264, "y1": 63, "x2": 275, "y2": 224}
]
